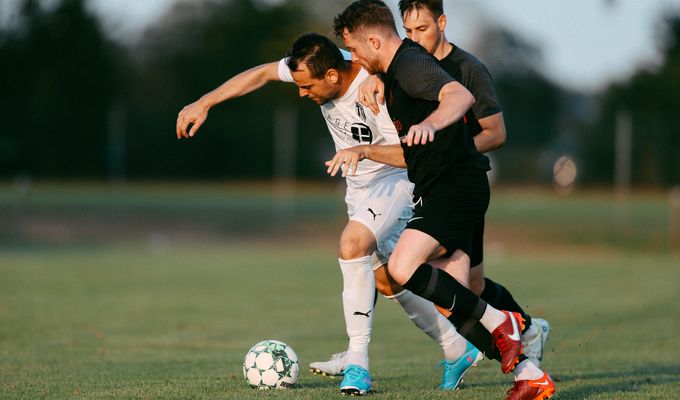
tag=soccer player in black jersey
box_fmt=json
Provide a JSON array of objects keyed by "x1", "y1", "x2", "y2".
[
  {"x1": 333, "y1": 1, "x2": 555, "y2": 399},
  {"x1": 349, "y1": 0, "x2": 551, "y2": 370}
]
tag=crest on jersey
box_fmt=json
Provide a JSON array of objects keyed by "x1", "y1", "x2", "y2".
[
  {"x1": 393, "y1": 119, "x2": 403, "y2": 134},
  {"x1": 355, "y1": 102, "x2": 367, "y2": 122},
  {"x1": 351, "y1": 123, "x2": 373, "y2": 144}
]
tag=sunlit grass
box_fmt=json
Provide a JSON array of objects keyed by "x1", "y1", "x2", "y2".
[{"x1": 0, "y1": 183, "x2": 678, "y2": 399}]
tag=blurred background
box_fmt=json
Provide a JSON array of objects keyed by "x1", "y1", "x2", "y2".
[
  {"x1": 0, "y1": 0, "x2": 678, "y2": 185},
  {"x1": 1, "y1": 0, "x2": 679, "y2": 250}
]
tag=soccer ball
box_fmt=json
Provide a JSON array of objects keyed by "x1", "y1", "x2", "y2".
[{"x1": 242, "y1": 339, "x2": 300, "y2": 389}]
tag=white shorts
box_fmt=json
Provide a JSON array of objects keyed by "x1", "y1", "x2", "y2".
[{"x1": 345, "y1": 172, "x2": 415, "y2": 270}]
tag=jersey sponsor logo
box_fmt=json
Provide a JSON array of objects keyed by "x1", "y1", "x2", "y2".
[
  {"x1": 351, "y1": 123, "x2": 373, "y2": 144},
  {"x1": 320, "y1": 104, "x2": 386, "y2": 147},
  {"x1": 355, "y1": 102, "x2": 367, "y2": 122}
]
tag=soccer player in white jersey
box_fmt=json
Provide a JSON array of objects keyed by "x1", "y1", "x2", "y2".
[{"x1": 176, "y1": 33, "x2": 477, "y2": 395}]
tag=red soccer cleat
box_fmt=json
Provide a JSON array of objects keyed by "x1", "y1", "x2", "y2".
[
  {"x1": 505, "y1": 372, "x2": 556, "y2": 400},
  {"x1": 492, "y1": 311, "x2": 525, "y2": 373}
]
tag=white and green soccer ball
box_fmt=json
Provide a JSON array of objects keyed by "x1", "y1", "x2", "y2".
[{"x1": 242, "y1": 339, "x2": 300, "y2": 389}]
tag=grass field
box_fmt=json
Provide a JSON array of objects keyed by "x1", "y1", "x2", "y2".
[{"x1": 1, "y1": 182, "x2": 678, "y2": 399}]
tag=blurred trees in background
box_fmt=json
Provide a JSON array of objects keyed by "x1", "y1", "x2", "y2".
[
  {"x1": 0, "y1": 0, "x2": 678, "y2": 186},
  {"x1": 472, "y1": 26, "x2": 565, "y2": 182},
  {"x1": 0, "y1": 0, "x2": 332, "y2": 181},
  {"x1": 123, "y1": 0, "x2": 329, "y2": 179},
  {"x1": 580, "y1": 14, "x2": 680, "y2": 186},
  {"x1": 0, "y1": 0, "x2": 118, "y2": 178}
]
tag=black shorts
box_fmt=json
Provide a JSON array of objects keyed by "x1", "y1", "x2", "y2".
[{"x1": 406, "y1": 167, "x2": 489, "y2": 266}]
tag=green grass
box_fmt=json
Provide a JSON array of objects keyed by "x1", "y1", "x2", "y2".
[
  {"x1": 1, "y1": 244, "x2": 678, "y2": 399},
  {"x1": 0, "y1": 183, "x2": 679, "y2": 399}
]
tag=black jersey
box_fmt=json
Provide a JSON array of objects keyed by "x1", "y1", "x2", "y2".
[
  {"x1": 439, "y1": 44, "x2": 502, "y2": 122},
  {"x1": 382, "y1": 39, "x2": 489, "y2": 198}
]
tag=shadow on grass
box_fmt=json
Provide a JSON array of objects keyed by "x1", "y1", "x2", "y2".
[
  {"x1": 366, "y1": 363, "x2": 680, "y2": 399},
  {"x1": 552, "y1": 363, "x2": 680, "y2": 400},
  {"x1": 295, "y1": 380, "x2": 337, "y2": 390}
]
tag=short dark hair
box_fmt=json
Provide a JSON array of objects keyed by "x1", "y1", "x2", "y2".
[
  {"x1": 285, "y1": 33, "x2": 346, "y2": 80},
  {"x1": 333, "y1": 0, "x2": 398, "y2": 38},
  {"x1": 398, "y1": 0, "x2": 444, "y2": 19}
]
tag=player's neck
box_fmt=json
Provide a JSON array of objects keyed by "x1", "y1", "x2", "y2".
[
  {"x1": 382, "y1": 37, "x2": 404, "y2": 72},
  {"x1": 337, "y1": 62, "x2": 362, "y2": 98},
  {"x1": 433, "y1": 37, "x2": 453, "y2": 61}
]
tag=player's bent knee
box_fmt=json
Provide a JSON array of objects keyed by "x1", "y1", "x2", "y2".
[
  {"x1": 469, "y1": 275, "x2": 485, "y2": 295},
  {"x1": 338, "y1": 233, "x2": 375, "y2": 260},
  {"x1": 374, "y1": 265, "x2": 405, "y2": 296},
  {"x1": 469, "y1": 264, "x2": 485, "y2": 295},
  {"x1": 385, "y1": 258, "x2": 411, "y2": 286},
  {"x1": 374, "y1": 275, "x2": 392, "y2": 295},
  {"x1": 338, "y1": 240, "x2": 373, "y2": 260}
]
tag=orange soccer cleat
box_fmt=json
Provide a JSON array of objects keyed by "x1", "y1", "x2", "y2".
[
  {"x1": 492, "y1": 311, "x2": 525, "y2": 373},
  {"x1": 505, "y1": 372, "x2": 556, "y2": 400}
]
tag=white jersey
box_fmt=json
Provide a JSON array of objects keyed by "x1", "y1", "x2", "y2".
[{"x1": 277, "y1": 58, "x2": 406, "y2": 190}]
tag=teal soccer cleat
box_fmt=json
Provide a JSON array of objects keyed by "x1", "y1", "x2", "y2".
[
  {"x1": 439, "y1": 342, "x2": 484, "y2": 390},
  {"x1": 340, "y1": 364, "x2": 372, "y2": 396}
]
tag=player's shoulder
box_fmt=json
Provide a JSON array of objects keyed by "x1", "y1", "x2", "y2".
[
  {"x1": 390, "y1": 39, "x2": 438, "y2": 76},
  {"x1": 396, "y1": 39, "x2": 430, "y2": 60},
  {"x1": 449, "y1": 45, "x2": 490, "y2": 73}
]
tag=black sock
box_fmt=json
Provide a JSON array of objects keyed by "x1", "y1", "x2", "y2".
[
  {"x1": 448, "y1": 313, "x2": 501, "y2": 362},
  {"x1": 403, "y1": 263, "x2": 487, "y2": 319},
  {"x1": 481, "y1": 277, "x2": 532, "y2": 332}
]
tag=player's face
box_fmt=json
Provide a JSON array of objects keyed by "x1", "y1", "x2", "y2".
[
  {"x1": 291, "y1": 63, "x2": 340, "y2": 105},
  {"x1": 341, "y1": 29, "x2": 382, "y2": 75},
  {"x1": 403, "y1": 7, "x2": 444, "y2": 56}
]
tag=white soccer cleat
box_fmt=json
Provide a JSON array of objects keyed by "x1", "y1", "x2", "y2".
[
  {"x1": 309, "y1": 351, "x2": 348, "y2": 377},
  {"x1": 522, "y1": 318, "x2": 550, "y2": 367}
]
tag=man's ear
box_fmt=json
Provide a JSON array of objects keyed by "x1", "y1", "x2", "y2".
[
  {"x1": 326, "y1": 68, "x2": 339, "y2": 84},
  {"x1": 437, "y1": 14, "x2": 447, "y2": 31},
  {"x1": 367, "y1": 35, "x2": 381, "y2": 51}
]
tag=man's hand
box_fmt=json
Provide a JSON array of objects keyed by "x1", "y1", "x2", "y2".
[
  {"x1": 403, "y1": 121, "x2": 437, "y2": 147},
  {"x1": 358, "y1": 75, "x2": 385, "y2": 115},
  {"x1": 325, "y1": 146, "x2": 369, "y2": 177},
  {"x1": 176, "y1": 100, "x2": 209, "y2": 139}
]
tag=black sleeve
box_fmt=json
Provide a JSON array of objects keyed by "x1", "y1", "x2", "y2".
[
  {"x1": 393, "y1": 48, "x2": 455, "y2": 102},
  {"x1": 461, "y1": 58, "x2": 502, "y2": 119}
]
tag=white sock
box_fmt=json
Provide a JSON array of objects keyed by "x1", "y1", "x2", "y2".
[
  {"x1": 387, "y1": 290, "x2": 467, "y2": 361},
  {"x1": 479, "y1": 304, "x2": 507, "y2": 333},
  {"x1": 513, "y1": 359, "x2": 544, "y2": 381},
  {"x1": 340, "y1": 256, "x2": 375, "y2": 371},
  {"x1": 522, "y1": 321, "x2": 539, "y2": 340}
]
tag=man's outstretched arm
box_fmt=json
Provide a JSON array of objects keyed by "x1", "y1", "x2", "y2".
[
  {"x1": 176, "y1": 62, "x2": 280, "y2": 139},
  {"x1": 325, "y1": 144, "x2": 406, "y2": 177}
]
